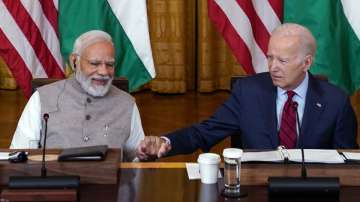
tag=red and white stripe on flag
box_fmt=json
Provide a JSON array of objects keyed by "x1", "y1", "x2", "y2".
[
  {"x1": 208, "y1": 0, "x2": 283, "y2": 74},
  {"x1": 0, "y1": 0, "x2": 64, "y2": 98}
]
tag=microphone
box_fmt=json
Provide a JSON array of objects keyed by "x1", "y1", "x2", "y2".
[
  {"x1": 268, "y1": 101, "x2": 340, "y2": 197},
  {"x1": 38, "y1": 113, "x2": 50, "y2": 148},
  {"x1": 41, "y1": 113, "x2": 49, "y2": 177},
  {"x1": 8, "y1": 113, "x2": 80, "y2": 189},
  {"x1": 292, "y1": 102, "x2": 306, "y2": 179}
]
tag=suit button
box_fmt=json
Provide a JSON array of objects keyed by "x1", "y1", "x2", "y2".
[
  {"x1": 86, "y1": 98, "x2": 91, "y2": 103},
  {"x1": 85, "y1": 115, "x2": 91, "y2": 120}
]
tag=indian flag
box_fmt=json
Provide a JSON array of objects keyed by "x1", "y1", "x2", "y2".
[
  {"x1": 285, "y1": 0, "x2": 360, "y2": 94},
  {"x1": 59, "y1": 0, "x2": 155, "y2": 92}
]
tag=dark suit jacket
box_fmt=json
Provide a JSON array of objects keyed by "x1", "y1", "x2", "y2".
[{"x1": 166, "y1": 72, "x2": 358, "y2": 156}]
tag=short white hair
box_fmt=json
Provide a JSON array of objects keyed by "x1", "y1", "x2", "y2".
[
  {"x1": 272, "y1": 23, "x2": 316, "y2": 57},
  {"x1": 72, "y1": 30, "x2": 114, "y2": 56}
]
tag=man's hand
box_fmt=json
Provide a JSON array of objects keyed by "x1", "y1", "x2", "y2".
[{"x1": 137, "y1": 136, "x2": 171, "y2": 161}]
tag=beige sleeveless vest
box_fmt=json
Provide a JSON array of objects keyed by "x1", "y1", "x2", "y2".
[{"x1": 37, "y1": 77, "x2": 133, "y2": 150}]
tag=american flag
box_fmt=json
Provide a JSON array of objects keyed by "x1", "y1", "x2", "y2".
[
  {"x1": 0, "y1": 0, "x2": 64, "y2": 97},
  {"x1": 208, "y1": 0, "x2": 283, "y2": 74}
]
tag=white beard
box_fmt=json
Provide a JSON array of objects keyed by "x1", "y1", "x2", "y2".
[{"x1": 75, "y1": 68, "x2": 113, "y2": 97}]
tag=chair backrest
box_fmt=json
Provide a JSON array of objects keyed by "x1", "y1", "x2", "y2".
[
  {"x1": 230, "y1": 75, "x2": 247, "y2": 90},
  {"x1": 31, "y1": 77, "x2": 129, "y2": 93},
  {"x1": 229, "y1": 74, "x2": 328, "y2": 148}
]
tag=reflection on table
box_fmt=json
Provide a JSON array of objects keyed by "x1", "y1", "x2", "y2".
[
  {"x1": 2, "y1": 154, "x2": 360, "y2": 201},
  {"x1": 114, "y1": 163, "x2": 360, "y2": 202}
]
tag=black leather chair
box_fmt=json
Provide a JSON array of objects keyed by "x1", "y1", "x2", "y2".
[{"x1": 31, "y1": 77, "x2": 129, "y2": 93}]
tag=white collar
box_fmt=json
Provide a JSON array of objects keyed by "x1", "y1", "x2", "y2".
[{"x1": 277, "y1": 72, "x2": 309, "y2": 99}]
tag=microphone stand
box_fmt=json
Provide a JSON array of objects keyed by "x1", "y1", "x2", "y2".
[
  {"x1": 293, "y1": 102, "x2": 307, "y2": 179},
  {"x1": 268, "y1": 102, "x2": 340, "y2": 197},
  {"x1": 41, "y1": 113, "x2": 49, "y2": 177},
  {"x1": 8, "y1": 114, "x2": 80, "y2": 189}
]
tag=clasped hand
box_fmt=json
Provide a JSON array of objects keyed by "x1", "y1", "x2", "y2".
[{"x1": 136, "y1": 136, "x2": 171, "y2": 161}]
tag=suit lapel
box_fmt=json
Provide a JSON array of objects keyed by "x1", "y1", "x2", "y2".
[
  {"x1": 299, "y1": 75, "x2": 325, "y2": 147},
  {"x1": 259, "y1": 77, "x2": 278, "y2": 148}
]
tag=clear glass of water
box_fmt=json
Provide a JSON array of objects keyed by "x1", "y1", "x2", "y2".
[{"x1": 222, "y1": 148, "x2": 244, "y2": 197}]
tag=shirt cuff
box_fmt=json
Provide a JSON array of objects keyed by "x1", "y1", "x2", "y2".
[{"x1": 160, "y1": 136, "x2": 171, "y2": 146}]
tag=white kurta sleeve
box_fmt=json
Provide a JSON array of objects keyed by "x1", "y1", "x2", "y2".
[
  {"x1": 10, "y1": 91, "x2": 42, "y2": 149},
  {"x1": 123, "y1": 103, "x2": 145, "y2": 161}
]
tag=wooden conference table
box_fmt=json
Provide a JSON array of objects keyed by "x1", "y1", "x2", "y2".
[{"x1": 1, "y1": 150, "x2": 360, "y2": 201}]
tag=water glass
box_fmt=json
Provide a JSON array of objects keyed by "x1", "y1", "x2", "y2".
[{"x1": 223, "y1": 148, "x2": 243, "y2": 197}]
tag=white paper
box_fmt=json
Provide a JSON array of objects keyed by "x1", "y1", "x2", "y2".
[
  {"x1": 185, "y1": 163, "x2": 222, "y2": 180},
  {"x1": 342, "y1": 152, "x2": 360, "y2": 160},
  {"x1": 287, "y1": 149, "x2": 344, "y2": 164},
  {"x1": 0, "y1": 152, "x2": 9, "y2": 160},
  {"x1": 242, "y1": 151, "x2": 283, "y2": 162},
  {"x1": 241, "y1": 149, "x2": 344, "y2": 164}
]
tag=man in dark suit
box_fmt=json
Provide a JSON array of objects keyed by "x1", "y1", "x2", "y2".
[{"x1": 137, "y1": 23, "x2": 358, "y2": 160}]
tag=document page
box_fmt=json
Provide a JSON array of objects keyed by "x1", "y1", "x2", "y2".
[
  {"x1": 287, "y1": 149, "x2": 344, "y2": 164},
  {"x1": 342, "y1": 152, "x2": 360, "y2": 161},
  {"x1": 0, "y1": 152, "x2": 9, "y2": 160},
  {"x1": 242, "y1": 150, "x2": 284, "y2": 162},
  {"x1": 185, "y1": 163, "x2": 222, "y2": 180}
]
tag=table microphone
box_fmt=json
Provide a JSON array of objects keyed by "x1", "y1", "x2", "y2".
[
  {"x1": 268, "y1": 102, "x2": 340, "y2": 197},
  {"x1": 8, "y1": 114, "x2": 80, "y2": 189},
  {"x1": 293, "y1": 102, "x2": 307, "y2": 179},
  {"x1": 41, "y1": 113, "x2": 49, "y2": 177}
]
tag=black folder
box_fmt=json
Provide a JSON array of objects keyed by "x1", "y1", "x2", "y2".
[{"x1": 58, "y1": 145, "x2": 108, "y2": 161}]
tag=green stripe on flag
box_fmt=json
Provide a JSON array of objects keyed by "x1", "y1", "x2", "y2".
[
  {"x1": 59, "y1": 0, "x2": 152, "y2": 91},
  {"x1": 284, "y1": 0, "x2": 360, "y2": 94}
]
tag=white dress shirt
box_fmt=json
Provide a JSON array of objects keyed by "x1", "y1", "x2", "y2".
[{"x1": 276, "y1": 72, "x2": 309, "y2": 134}]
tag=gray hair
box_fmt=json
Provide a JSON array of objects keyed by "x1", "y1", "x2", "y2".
[
  {"x1": 72, "y1": 30, "x2": 114, "y2": 56},
  {"x1": 272, "y1": 23, "x2": 316, "y2": 57}
]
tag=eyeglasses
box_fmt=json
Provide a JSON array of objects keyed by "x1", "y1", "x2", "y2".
[{"x1": 84, "y1": 58, "x2": 116, "y2": 69}]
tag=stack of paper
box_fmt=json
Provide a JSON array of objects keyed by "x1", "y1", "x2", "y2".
[
  {"x1": 241, "y1": 149, "x2": 344, "y2": 164},
  {"x1": 242, "y1": 151, "x2": 283, "y2": 162},
  {"x1": 342, "y1": 152, "x2": 360, "y2": 161},
  {"x1": 287, "y1": 149, "x2": 344, "y2": 163},
  {"x1": 0, "y1": 152, "x2": 9, "y2": 160}
]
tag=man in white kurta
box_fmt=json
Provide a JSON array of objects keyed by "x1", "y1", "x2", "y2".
[{"x1": 10, "y1": 30, "x2": 144, "y2": 161}]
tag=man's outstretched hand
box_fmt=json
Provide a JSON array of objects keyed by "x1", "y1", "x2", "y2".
[{"x1": 137, "y1": 136, "x2": 171, "y2": 161}]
